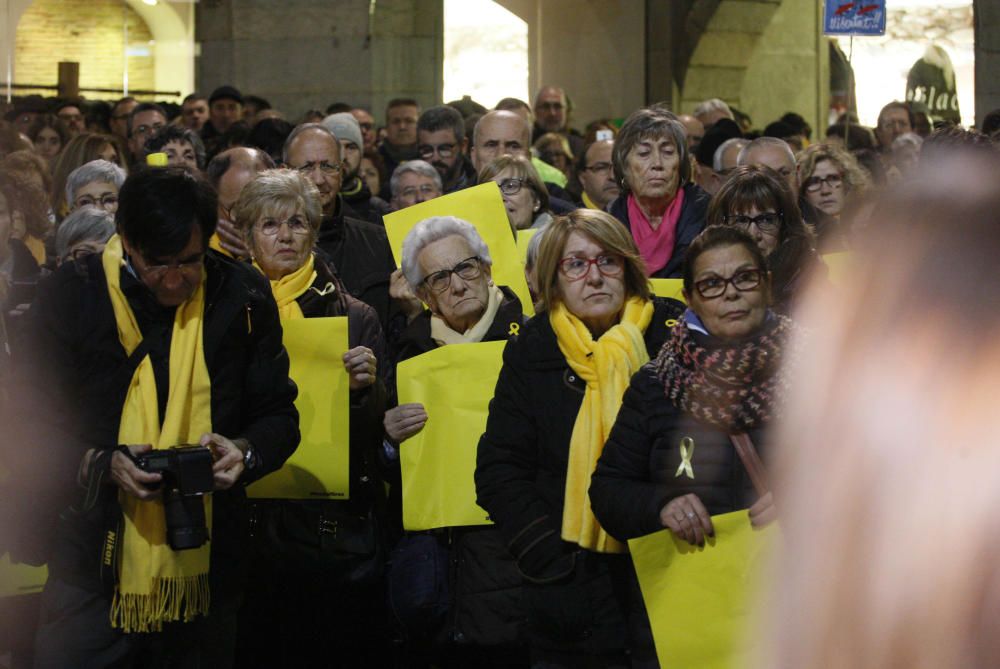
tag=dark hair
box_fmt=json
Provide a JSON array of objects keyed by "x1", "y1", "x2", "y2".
[
  {"x1": 127, "y1": 102, "x2": 167, "y2": 136},
  {"x1": 707, "y1": 164, "x2": 813, "y2": 301},
  {"x1": 246, "y1": 118, "x2": 294, "y2": 165},
  {"x1": 116, "y1": 167, "x2": 217, "y2": 258},
  {"x1": 779, "y1": 112, "x2": 812, "y2": 140},
  {"x1": 877, "y1": 101, "x2": 915, "y2": 132},
  {"x1": 982, "y1": 109, "x2": 1000, "y2": 137},
  {"x1": 144, "y1": 125, "x2": 207, "y2": 169},
  {"x1": 495, "y1": 97, "x2": 531, "y2": 113},
  {"x1": 613, "y1": 107, "x2": 691, "y2": 192},
  {"x1": 825, "y1": 123, "x2": 876, "y2": 151},
  {"x1": 417, "y1": 105, "x2": 465, "y2": 143},
  {"x1": 244, "y1": 95, "x2": 271, "y2": 112},
  {"x1": 54, "y1": 98, "x2": 84, "y2": 115},
  {"x1": 920, "y1": 127, "x2": 996, "y2": 167},
  {"x1": 682, "y1": 225, "x2": 768, "y2": 295},
  {"x1": 325, "y1": 102, "x2": 353, "y2": 115},
  {"x1": 27, "y1": 114, "x2": 70, "y2": 147},
  {"x1": 182, "y1": 93, "x2": 206, "y2": 105},
  {"x1": 386, "y1": 98, "x2": 419, "y2": 117},
  {"x1": 763, "y1": 120, "x2": 797, "y2": 140},
  {"x1": 362, "y1": 148, "x2": 386, "y2": 187}
]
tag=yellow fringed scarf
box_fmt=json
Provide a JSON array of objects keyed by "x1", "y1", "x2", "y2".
[
  {"x1": 102, "y1": 234, "x2": 213, "y2": 633},
  {"x1": 254, "y1": 253, "x2": 317, "y2": 321},
  {"x1": 551, "y1": 296, "x2": 653, "y2": 553}
]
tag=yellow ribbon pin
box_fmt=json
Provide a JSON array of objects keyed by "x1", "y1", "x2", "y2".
[
  {"x1": 675, "y1": 437, "x2": 695, "y2": 479},
  {"x1": 508, "y1": 322, "x2": 520, "y2": 336}
]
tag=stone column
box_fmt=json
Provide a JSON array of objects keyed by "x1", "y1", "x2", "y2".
[{"x1": 974, "y1": 0, "x2": 1000, "y2": 127}]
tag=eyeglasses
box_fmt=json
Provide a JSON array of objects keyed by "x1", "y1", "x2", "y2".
[
  {"x1": 134, "y1": 122, "x2": 165, "y2": 137},
  {"x1": 725, "y1": 212, "x2": 782, "y2": 235},
  {"x1": 399, "y1": 184, "x2": 440, "y2": 200},
  {"x1": 803, "y1": 173, "x2": 844, "y2": 193},
  {"x1": 418, "y1": 143, "x2": 455, "y2": 159},
  {"x1": 75, "y1": 194, "x2": 118, "y2": 209},
  {"x1": 134, "y1": 255, "x2": 204, "y2": 281},
  {"x1": 294, "y1": 161, "x2": 342, "y2": 176},
  {"x1": 421, "y1": 256, "x2": 483, "y2": 293},
  {"x1": 693, "y1": 268, "x2": 764, "y2": 299},
  {"x1": 258, "y1": 216, "x2": 311, "y2": 236},
  {"x1": 558, "y1": 254, "x2": 624, "y2": 281},
  {"x1": 584, "y1": 162, "x2": 613, "y2": 176},
  {"x1": 498, "y1": 177, "x2": 528, "y2": 196}
]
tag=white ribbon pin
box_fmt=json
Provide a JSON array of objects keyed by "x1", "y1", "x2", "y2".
[{"x1": 675, "y1": 436, "x2": 695, "y2": 479}]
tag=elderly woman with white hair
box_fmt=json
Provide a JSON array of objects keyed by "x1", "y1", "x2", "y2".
[
  {"x1": 383, "y1": 215, "x2": 527, "y2": 666},
  {"x1": 54, "y1": 205, "x2": 115, "y2": 265},
  {"x1": 64, "y1": 159, "x2": 126, "y2": 215}
]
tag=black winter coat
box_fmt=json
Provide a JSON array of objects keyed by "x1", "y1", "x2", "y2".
[
  {"x1": 607, "y1": 183, "x2": 709, "y2": 278},
  {"x1": 589, "y1": 341, "x2": 771, "y2": 663},
  {"x1": 474, "y1": 298, "x2": 683, "y2": 653},
  {"x1": 3, "y1": 251, "x2": 299, "y2": 599}
]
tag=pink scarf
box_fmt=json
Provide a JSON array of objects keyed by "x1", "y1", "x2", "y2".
[{"x1": 628, "y1": 188, "x2": 685, "y2": 276}]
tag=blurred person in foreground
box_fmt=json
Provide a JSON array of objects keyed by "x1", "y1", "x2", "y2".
[
  {"x1": 476, "y1": 209, "x2": 684, "y2": 667},
  {"x1": 590, "y1": 225, "x2": 798, "y2": 666},
  {"x1": 757, "y1": 148, "x2": 1000, "y2": 669}
]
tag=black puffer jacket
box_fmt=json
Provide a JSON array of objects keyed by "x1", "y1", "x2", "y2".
[
  {"x1": 474, "y1": 298, "x2": 683, "y2": 654},
  {"x1": 607, "y1": 183, "x2": 709, "y2": 278},
  {"x1": 589, "y1": 332, "x2": 773, "y2": 664}
]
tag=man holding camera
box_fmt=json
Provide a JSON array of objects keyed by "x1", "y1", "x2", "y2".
[{"x1": 4, "y1": 167, "x2": 300, "y2": 668}]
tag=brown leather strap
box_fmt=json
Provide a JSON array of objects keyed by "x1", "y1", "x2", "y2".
[{"x1": 729, "y1": 433, "x2": 770, "y2": 497}]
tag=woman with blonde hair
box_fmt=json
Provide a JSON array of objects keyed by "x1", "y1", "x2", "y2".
[
  {"x1": 476, "y1": 208, "x2": 684, "y2": 667},
  {"x1": 478, "y1": 154, "x2": 553, "y2": 232},
  {"x1": 759, "y1": 147, "x2": 1000, "y2": 668},
  {"x1": 796, "y1": 142, "x2": 869, "y2": 251}
]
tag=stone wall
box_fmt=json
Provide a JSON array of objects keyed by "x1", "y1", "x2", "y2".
[
  {"x1": 14, "y1": 0, "x2": 154, "y2": 97},
  {"x1": 974, "y1": 0, "x2": 1000, "y2": 126}
]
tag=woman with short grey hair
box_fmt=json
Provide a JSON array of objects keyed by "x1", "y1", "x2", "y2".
[
  {"x1": 55, "y1": 205, "x2": 115, "y2": 264},
  {"x1": 399, "y1": 215, "x2": 491, "y2": 289},
  {"x1": 608, "y1": 106, "x2": 709, "y2": 278},
  {"x1": 64, "y1": 160, "x2": 126, "y2": 214}
]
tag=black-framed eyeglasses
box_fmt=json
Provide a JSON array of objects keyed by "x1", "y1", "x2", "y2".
[
  {"x1": 693, "y1": 268, "x2": 764, "y2": 299},
  {"x1": 498, "y1": 177, "x2": 527, "y2": 196},
  {"x1": 418, "y1": 143, "x2": 456, "y2": 159},
  {"x1": 584, "y1": 162, "x2": 613, "y2": 175},
  {"x1": 803, "y1": 173, "x2": 843, "y2": 193},
  {"x1": 294, "y1": 161, "x2": 342, "y2": 176},
  {"x1": 134, "y1": 255, "x2": 205, "y2": 281},
  {"x1": 75, "y1": 194, "x2": 118, "y2": 209},
  {"x1": 725, "y1": 212, "x2": 782, "y2": 235},
  {"x1": 421, "y1": 256, "x2": 483, "y2": 293},
  {"x1": 134, "y1": 122, "x2": 165, "y2": 137},
  {"x1": 558, "y1": 254, "x2": 624, "y2": 281}
]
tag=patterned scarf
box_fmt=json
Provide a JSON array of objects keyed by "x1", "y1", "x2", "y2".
[{"x1": 653, "y1": 312, "x2": 799, "y2": 433}]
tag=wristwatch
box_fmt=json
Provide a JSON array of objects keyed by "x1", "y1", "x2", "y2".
[{"x1": 235, "y1": 438, "x2": 258, "y2": 473}]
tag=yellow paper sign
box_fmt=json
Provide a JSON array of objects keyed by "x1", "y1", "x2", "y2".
[
  {"x1": 383, "y1": 182, "x2": 534, "y2": 316},
  {"x1": 628, "y1": 511, "x2": 778, "y2": 669},
  {"x1": 248, "y1": 317, "x2": 351, "y2": 500},
  {"x1": 649, "y1": 278, "x2": 686, "y2": 303},
  {"x1": 0, "y1": 554, "x2": 46, "y2": 597},
  {"x1": 397, "y1": 341, "x2": 506, "y2": 531},
  {"x1": 516, "y1": 228, "x2": 539, "y2": 264},
  {"x1": 821, "y1": 251, "x2": 852, "y2": 286}
]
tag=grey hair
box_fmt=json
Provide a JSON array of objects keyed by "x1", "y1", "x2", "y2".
[
  {"x1": 400, "y1": 215, "x2": 492, "y2": 289},
  {"x1": 612, "y1": 107, "x2": 691, "y2": 192},
  {"x1": 281, "y1": 123, "x2": 340, "y2": 165},
  {"x1": 713, "y1": 137, "x2": 749, "y2": 172},
  {"x1": 692, "y1": 98, "x2": 734, "y2": 122},
  {"x1": 524, "y1": 225, "x2": 546, "y2": 271},
  {"x1": 736, "y1": 136, "x2": 795, "y2": 168},
  {"x1": 892, "y1": 132, "x2": 924, "y2": 152},
  {"x1": 390, "y1": 160, "x2": 442, "y2": 199},
  {"x1": 55, "y1": 205, "x2": 115, "y2": 260},
  {"x1": 65, "y1": 159, "x2": 126, "y2": 207}
]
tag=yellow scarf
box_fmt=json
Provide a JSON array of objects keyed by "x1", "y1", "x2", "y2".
[
  {"x1": 551, "y1": 297, "x2": 653, "y2": 553},
  {"x1": 582, "y1": 192, "x2": 601, "y2": 211},
  {"x1": 429, "y1": 284, "x2": 504, "y2": 346},
  {"x1": 254, "y1": 253, "x2": 317, "y2": 321},
  {"x1": 102, "y1": 234, "x2": 213, "y2": 633}
]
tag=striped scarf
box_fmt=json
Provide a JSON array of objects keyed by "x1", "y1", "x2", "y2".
[{"x1": 653, "y1": 313, "x2": 798, "y2": 433}]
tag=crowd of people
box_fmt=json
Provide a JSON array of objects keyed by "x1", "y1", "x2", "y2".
[{"x1": 1, "y1": 81, "x2": 999, "y2": 669}]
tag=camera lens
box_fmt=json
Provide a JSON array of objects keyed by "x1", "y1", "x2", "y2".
[{"x1": 162, "y1": 488, "x2": 209, "y2": 550}]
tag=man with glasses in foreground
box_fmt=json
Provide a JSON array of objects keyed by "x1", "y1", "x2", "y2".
[
  {"x1": 283, "y1": 124, "x2": 396, "y2": 328},
  {"x1": 7, "y1": 166, "x2": 299, "y2": 667},
  {"x1": 577, "y1": 139, "x2": 620, "y2": 210},
  {"x1": 126, "y1": 103, "x2": 168, "y2": 166}
]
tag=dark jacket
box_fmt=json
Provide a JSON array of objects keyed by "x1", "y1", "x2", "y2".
[
  {"x1": 340, "y1": 177, "x2": 393, "y2": 227},
  {"x1": 589, "y1": 335, "x2": 771, "y2": 663},
  {"x1": 387, "y1": 287, "x2": 528, "y2": 651},
  {"x1": 378, "y1": 142, "x2": 420, "y2": 200},
  {"x1": 315, "y1": 195, "x2": 397, "y2": 331},
  {"x1": 1, "y1": 238, "x2": 42, "y2": 348},
  {"x1": 3, "y1": 250, "x2": 299, "y2": 599},
  {"x1": 607, "y1": 183, "x2": 709, "y2": 278},
  {"x1": 474, "y1": 298, "x2": 683, "y2": 653},
  {"x1": 444, "y1": 155, "x2": 478, "y2": 194}
]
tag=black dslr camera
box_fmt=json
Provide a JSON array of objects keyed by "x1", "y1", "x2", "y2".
[{"x1": 131, "y1": 446, "x2": 214, "y2": 551}]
